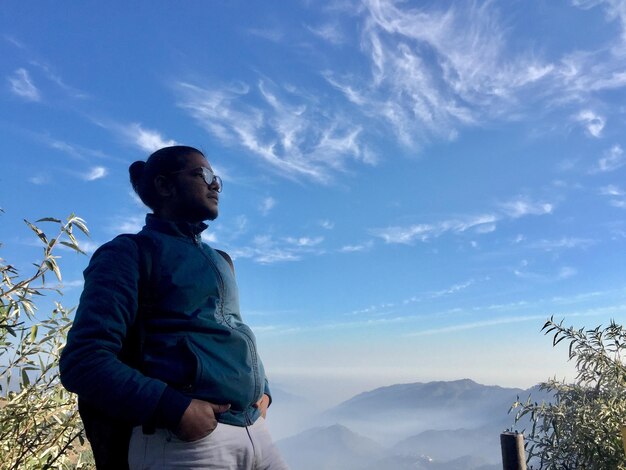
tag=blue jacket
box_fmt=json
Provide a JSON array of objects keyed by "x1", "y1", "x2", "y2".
[{"x1": 60, "y1": 214, "x2": 270, "y2": 428}]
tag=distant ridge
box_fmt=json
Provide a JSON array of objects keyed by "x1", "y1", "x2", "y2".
[
  {"x1": 328, "y1": 378, "x2": 526, "y2": 419},
  {"x1": 277, "y1": 424, "x2": 386, "y2": 470},
  {"x1": 275, "y1": 379, "x2": 553, "y2": 469}
]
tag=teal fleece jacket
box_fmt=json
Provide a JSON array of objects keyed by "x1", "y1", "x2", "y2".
[{"x1": 60, "y1": 215, "x2": 270, "y2": 429}]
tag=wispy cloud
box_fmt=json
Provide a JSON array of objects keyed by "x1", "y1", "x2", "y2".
[
  {"x1": 530, "y1": 237, "x2": 595, "y2": 251},
  {"x1": 285, "y1": 236, "x2": 324, "y2": 247},
  {"x1": 39, "y1": 137, "x2": 117, "y2": 163},
  {"x1": 339, "y1": 240, "x2": 373, "y2": 253},
  {"x1": 319, "y1": 219, "x2": 335, "y2": 230},
  {"x1": 201, "y1": 232, "x2": 218, "y2": 244},
  {"x1": 247, "y1": 28, "x2": 284, "y2": 42},
  {"x1": 372, "y1": 195, "x2": 556, "y2": 245},
  {"x1": 558, "y1": 266, "x2": 578, "y2": 279},
  {"x1": 82, "y1": 166, "x2": 108, "y2": 181},
  {"x1": 371, "y1": 214, "x2": 497, "y2": 244},
  {"x1": 406, "y1": 314, "x2": 547, "y2": 337},
  {"x1": 28, "y1": 174, "x2": 49, "y2": 185},
  {"x1": 228, "y1": 232, "x2": 325, "y2": 264},
  {"x1": 594, "y1": 144, "x2": 625, "y2": 172},
  {"x1": 574, "y1": 110, "x2": 605, "y2": 137},
  {"x1": 322, "y1": 1, "x2": 557, "y2": 149},
  {"x1": 110, "y1": 215, "x2": 144, "y2": 234},
  {"x1": 175, "y1": 79, "x2": 374, "y2": 182},
  {"x1": 514, "y1": 265, "x2": 578, "y2": 282},
  {"x1": 307, "y1": 22, "x2": 346, "y2": 45},
  {"x1": 8, "y1": 68, "x2": 40, "y2": 101},
  {"x1": 499, "y1": 196, "x2": 554, "y2": 218},
  {"x1": 600, "y1": 184, "x2": 626, "y2": 207},
  {"x1": 600, "y1": 184, "x2": 625, "y2": 196},
  {"x1": 124, "y1": 123, "x2": 178, "y2": 152},
  {"x1": 259, "y1": 196, "x2": 276, "y2": 216},
  {"x1": 29, "y1": 59, "x2": 89, "y2": 99}
]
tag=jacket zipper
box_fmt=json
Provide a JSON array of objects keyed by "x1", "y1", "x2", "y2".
[{"x1": 192, "y1": 235, "x2": 261, "y2": 415}]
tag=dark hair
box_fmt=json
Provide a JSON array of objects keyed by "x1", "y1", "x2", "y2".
[{"x1": 129, "y1": 145, "x2": 204, "y2": 210}]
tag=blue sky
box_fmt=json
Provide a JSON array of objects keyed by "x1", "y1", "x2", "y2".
[{"x1": 2, "y1": 0, "x2": 626, "y2": 404}]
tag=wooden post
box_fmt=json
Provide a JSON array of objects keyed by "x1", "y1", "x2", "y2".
[
  {"x1": 621, "y1": 425, "x2": 626, "y2": 456},
  {"x1": 500, "y1": 432, "x2": 527, "y2": 470}
]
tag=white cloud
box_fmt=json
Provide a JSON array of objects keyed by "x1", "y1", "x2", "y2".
[
  {"x1": 431, "y1": 280, "x2": 475, "y2": 298},
  {"x1": 228, "y1": 232, "x2": 325, "y2": 264},
  {"x1": 499, "y1": 196, "x2": 554, "y2": 218},
  {"x1": 371, "y1": 223, "x2": 434, "y2": 244},
  {"x1": 531, "y1": 237, "x2": 595, "y2": 250},
  {"x1": 340, "y1": 240, "x2": 374, "y2": 253},
  {"x1": 111, "y1": 215, "x2": 144, "y2": 234},
  {"x1": 28, "y1": 175, "x2": 49, "y2": 185},
  {"x1": 259, "y1": 197, "x2": 276, "y2": 216},
  {"x1": 371, "y1": 214, "x2": 497, "y2": 244},
  {"x1": 29, "y1": 59, "x2": 89, "y2": 99},
  {"x1": 126, "y1": 123, "x2": 178, "y2": 152},
  {"x1": 247, "y1": 28, "x2": 284, "y2": 42},
  {"x1": 83, "y1": 166, "x2": 108, "y2": 181},
  {"x1": 372, "y1": 196, "x2": 557, "y2": 245},
  {"x1": 319, "y1": 219, "x2": 335, "y2": 230},
  {"x1": 201, "y1": 232, "x2": 218, "y2": 244},
  {"x1": 175, "y1": 79, "x2": 374, "y2": 182},
  {"x1": 320, "y1": 0, "x2": 559, "y2": 150},
  {"x1": 574, "y1": 110, "x2": 605, "y2": 137},
  {"x1": 8, "y1": 68, "x2": 40, "y2": 101},
  {"x1": 307, "y1": 22, "x2": 346, "y2": 45},
  {"x1": 558, "y1": 266, "x2": 578, "y2": 279},
  {"x1": 76, "y1": 240, "x2": 100, "y2": 254},
  {"x1": 58, "y1": 279, "x2": 85, "y2": 289},
  {"x1": 406, "y1": 314, "x2": 546, "y2": 337},
  {"x1": 285, "y1": 236, "x2": 324, "y2": 247},
  {"x1": 600, "y1": 184, "x2": 625, "y2": 196},
  {"x1": 595, "y1": 144, "x2": 625, "y2": 172}
]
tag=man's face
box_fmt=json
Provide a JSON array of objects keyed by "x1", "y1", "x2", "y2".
[{"x1": 168, "y1": 152, "x2": 221, "y2": 223}]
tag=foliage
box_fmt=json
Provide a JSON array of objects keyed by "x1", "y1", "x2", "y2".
[
  {"x1": 510, "y1": 317, "x2": 626, "y2": 470},
  {"x1": 0, "y1": 215, "x2": 93, "y2": 469}
]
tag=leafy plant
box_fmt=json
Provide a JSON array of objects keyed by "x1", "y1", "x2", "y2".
[
  {"x1": 510, "y1": 317, "x2": 626, "y2": 470},
  {"x1": 0, "y1": 215, "x2": 92, "y2": 469}
]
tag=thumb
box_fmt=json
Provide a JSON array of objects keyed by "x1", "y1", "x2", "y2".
[{"x1": 209, "y1": 403, "x2": 231, "y2": 414}]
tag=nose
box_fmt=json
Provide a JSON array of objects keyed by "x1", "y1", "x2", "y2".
[{"x1": 210, "y1": 176, "x2": 223, "y2": 193}]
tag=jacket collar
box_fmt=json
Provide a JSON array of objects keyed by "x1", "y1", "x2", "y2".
[{"x1": 144, "y1": 213, "x2": 208, "y2": 241}]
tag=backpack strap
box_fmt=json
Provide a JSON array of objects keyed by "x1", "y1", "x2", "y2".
[
  {"x1": 215, "y1": 249, "x2": 234, "y2": 274},
  {"x1": 118, "y1": 233, "x2": 155, "y2": 369},
  {"x1": 78, "y1": 233, "x2": 155, "y2": 470}
]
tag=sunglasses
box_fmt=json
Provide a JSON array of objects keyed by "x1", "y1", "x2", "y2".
[{"x1": 169, "y1": 167, "x2": 223, "y2": 193}]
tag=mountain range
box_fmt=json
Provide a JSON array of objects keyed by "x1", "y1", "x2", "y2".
[{"x1": 271, "y1": 378, "x2": 552, "y2": 470}]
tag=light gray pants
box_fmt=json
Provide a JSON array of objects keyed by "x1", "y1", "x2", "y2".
[{"x1": 128, "y1": 417, "x2": 289, "y2": 470}]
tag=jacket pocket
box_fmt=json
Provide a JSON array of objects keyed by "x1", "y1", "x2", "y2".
[{"x1": 142, "y1": 335, "x2": 198, "y2": 390}]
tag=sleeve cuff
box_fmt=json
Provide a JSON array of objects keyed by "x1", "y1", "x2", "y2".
[
  {"x1": 152, "y1": 386, "x2": 193, "y2": 429},
  {"x1": 263, "y1": 378, "x2": 272, "y2": 407}
]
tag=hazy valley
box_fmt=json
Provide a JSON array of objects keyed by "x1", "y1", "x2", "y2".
[{"x1": 266, "y1": 379, "x2": 551, "y2": 470}]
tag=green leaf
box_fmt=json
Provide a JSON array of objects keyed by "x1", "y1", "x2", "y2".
[
  {"x1": 69, "y1": 216, "x2": 90, "y2": 236},
  {"x1": 29, "y1": 325, "x2": 38, "y2": 343},
  {"x1": 21, "y1": 368, "x2": 30, "y2": 387},
  {"x1": 44, "y1": 258, "x2": 62, "y2": 282},
  {"x1": 23, "y1": 219, "x2": 49, "y2": 245},
  {"x1": 59, "y1": 240, "x2": 86, "y2": 255},
  {"x1": 36, "y1": 217, "x2": 62, "y2": 223}
]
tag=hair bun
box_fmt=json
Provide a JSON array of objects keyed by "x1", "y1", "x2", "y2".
[{"x1": 129, "y1": 160, "x2": 146, "y2": 190}]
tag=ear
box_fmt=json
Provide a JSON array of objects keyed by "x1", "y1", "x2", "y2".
[{"x1": 154, "y1": 175, "x2": 176, "y2": 199}]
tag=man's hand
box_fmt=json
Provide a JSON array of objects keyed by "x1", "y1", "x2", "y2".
[
  {"x1": 253, "y1": 394, "x2": 271, "y2": 418},
  {"x1": 175, "y1": 399, "x2": 231, "y2": 442}
]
